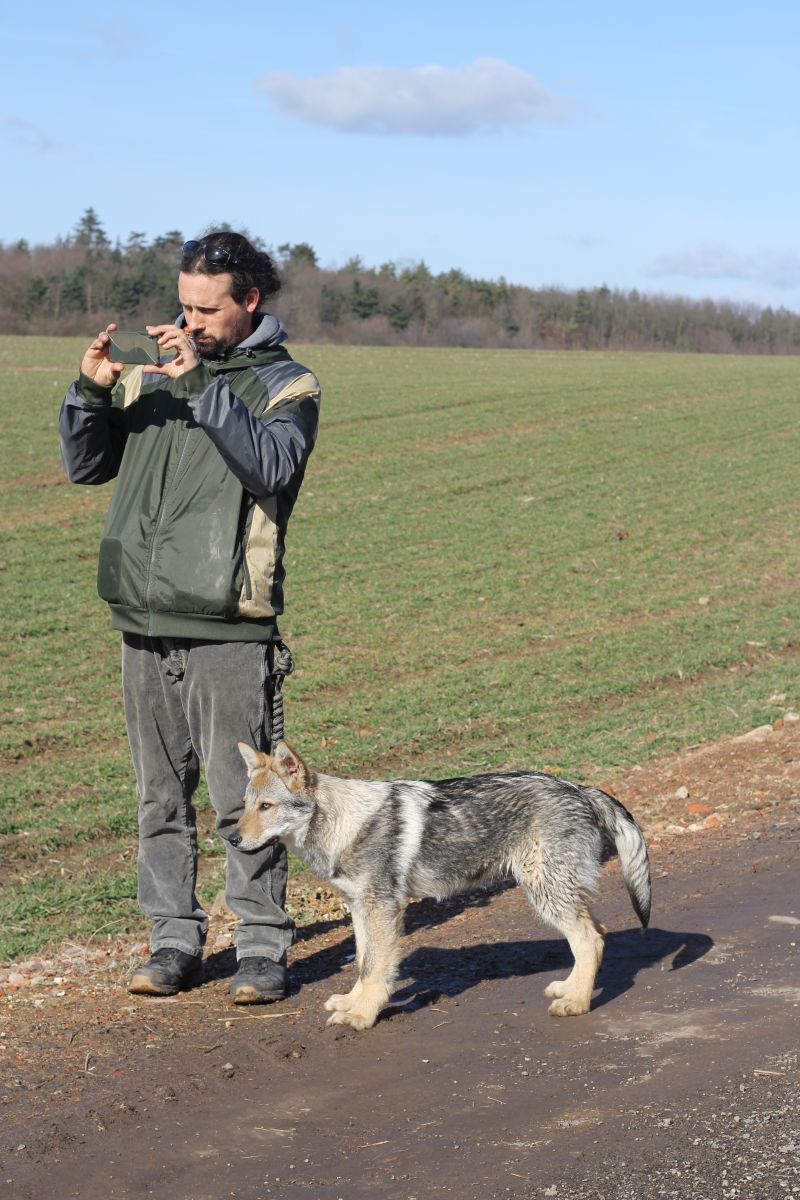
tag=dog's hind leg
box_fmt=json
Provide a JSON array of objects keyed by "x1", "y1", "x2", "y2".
[
  {"x1": 325, "y1": 899, "x2": 402, "y2": 1031},
  {"x1": 519, "y1": 862, "x2": 605, "y2": 1016},
  {"x1": 539, "y1": 903, "x2": 605, "y2": 1016}
]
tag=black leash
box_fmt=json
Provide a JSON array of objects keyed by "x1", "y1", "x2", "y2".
[{"x1": 270, "y1": 639, "x2": 295, "y2": 746}]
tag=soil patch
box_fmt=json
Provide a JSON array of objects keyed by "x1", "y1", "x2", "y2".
[{"x1": 1, "y1": 720, "x2": 799, "y2": 1198}]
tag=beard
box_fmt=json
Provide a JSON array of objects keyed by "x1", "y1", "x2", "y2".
[
  {"x1": 196, "y1": 336, "x2": 236, "y2": 361},
  {"x1": 196, "y1": 317, "x2": 257, "y2": 360}
]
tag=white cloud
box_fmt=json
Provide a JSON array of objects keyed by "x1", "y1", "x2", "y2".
[
  {"x1": 87, "y1": 22, "x2": 140, "y2": 61},
  {"x1": 562, "y1": 232, "x2": 602, "y2": 249},
  {"x1": 4, "y1": 118, "x2": 61, "y2": 152},
  {"x1": 649, "y1": 243, "x2": 800, "y2": 291},
  {"x1": 256, "y1": 58, "x2": 571, "y2": 136}
]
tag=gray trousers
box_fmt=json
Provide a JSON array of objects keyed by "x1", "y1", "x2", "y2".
[{"x1": 121, "y1": 634, "x2": 295, "y2": 961}]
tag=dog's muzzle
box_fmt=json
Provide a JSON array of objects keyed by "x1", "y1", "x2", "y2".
[{"x1": 227, "y1": 832, "x2": 278, "y2": 851}]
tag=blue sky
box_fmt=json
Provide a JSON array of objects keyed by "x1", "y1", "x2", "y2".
[{"x1": 3, "y1": 1, "x2": 799, "y2": 311}]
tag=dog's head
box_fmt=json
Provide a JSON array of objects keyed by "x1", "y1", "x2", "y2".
[{"x1": 231, "y1": 741, "x2": 316, "y2": 852}]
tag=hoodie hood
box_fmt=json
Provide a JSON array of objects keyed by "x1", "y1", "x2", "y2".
[{"x1": 238, "y1": 312, "x2": 288, "y2": 349}]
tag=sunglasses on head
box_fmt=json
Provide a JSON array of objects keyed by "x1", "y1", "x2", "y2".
[{"x1": 181, "y1": 240, "x2": 241, "y2": 269}]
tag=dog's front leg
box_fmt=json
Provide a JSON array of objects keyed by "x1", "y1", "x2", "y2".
[
  {"x1": 324, "y1": 903, "x2": 369, "y2": 1014},
  {"x1": 325, "y1": 900, "x2": 402, "y2": 1031}
]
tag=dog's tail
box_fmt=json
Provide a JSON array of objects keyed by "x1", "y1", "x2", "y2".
[{"x1": 586, "y1": 788, "x2": 651, "y2": 928}]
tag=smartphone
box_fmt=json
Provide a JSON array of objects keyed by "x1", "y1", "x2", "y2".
[{"x1": 107, "y1": 331, "x2": 161, "y2": 366}]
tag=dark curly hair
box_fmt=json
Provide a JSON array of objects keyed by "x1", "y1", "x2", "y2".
[{"x1": 181, "y1": 231, "x2": 282, "y2": 305}]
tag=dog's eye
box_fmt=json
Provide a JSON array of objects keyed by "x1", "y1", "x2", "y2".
[{"x1": 259, "y1": 802, "x2": 271, "y2": 812}]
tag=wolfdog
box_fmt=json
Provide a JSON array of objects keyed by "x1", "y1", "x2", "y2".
[{"x1": 232, "y1": 741, "x2": 651, "y2": 1031}]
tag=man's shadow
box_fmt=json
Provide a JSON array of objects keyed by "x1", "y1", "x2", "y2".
[{"x1": 204, "y1": 882, "x2": 713, "y2": 1017}]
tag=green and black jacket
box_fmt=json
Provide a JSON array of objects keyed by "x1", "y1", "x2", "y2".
[{"x1": 59, "y1": 314, "x2": 320, "y2": 641}]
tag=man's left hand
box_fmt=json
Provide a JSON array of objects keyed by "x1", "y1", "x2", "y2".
[{"x1": 143, "y1": 325, "x2": 200, "y2": 377}]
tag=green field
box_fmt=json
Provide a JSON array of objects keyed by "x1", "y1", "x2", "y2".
[{"x1": 1, "y1": 338, "x2": 798, "y2": 961}]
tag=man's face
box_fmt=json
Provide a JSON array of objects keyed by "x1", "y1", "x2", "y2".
[{"x1": 178, "y1": 271, "x2": 260, "y2": 359}]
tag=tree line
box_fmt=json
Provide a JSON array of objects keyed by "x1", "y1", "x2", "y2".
[{"x1": 2, "y1": 208, "x2": 798, "y2": 354}]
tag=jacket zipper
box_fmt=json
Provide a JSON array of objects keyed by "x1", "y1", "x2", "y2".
[{"x1": 142, "y1": 423, "x2": 195, "y2": 630}]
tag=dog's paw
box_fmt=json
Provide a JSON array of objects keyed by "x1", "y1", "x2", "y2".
[
  {"x1": 325, "y1": 1007, "x2": 376, "y2": 1031},
  {"x1": 544, "y1": 979, "x2": 568, "y2": 999},
  {"x1": 548, "y1": 995, "x2": 590, "y2": 1017},
  {"x1": 324, "y1": 992, "x2": 354, "y2": 1012}
]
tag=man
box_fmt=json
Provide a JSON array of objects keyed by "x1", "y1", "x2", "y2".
[{"x1": 59, "y1": 231, "x2": 321, "y2": 1002}]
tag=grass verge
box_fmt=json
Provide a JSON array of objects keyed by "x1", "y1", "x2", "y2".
[{"x1": 1, "y1": 340, "x2": 798, "y2": 959}]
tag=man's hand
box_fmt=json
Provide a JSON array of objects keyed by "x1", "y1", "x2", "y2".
[
  {"x1": 144, "y1": 324, "x2": 200, "y2": 378},
  {"x1": 80, "y1": 323, "x2": 124, "y2": 389}
]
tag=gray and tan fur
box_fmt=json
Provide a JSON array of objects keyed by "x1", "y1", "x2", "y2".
[{"x1": 233, "y1": 742, "x2": 651, "y2": 1031}]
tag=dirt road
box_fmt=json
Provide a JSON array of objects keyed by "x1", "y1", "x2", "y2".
[{"x1": 2, "y1": 727, "x2": 799, "y2": 1199}]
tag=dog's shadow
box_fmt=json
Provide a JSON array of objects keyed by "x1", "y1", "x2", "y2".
[
  {"x1": 203, "y1": 878, "x2": 714, "y2": 1017},
  {"x1": 388, "y1": 925, "x2": 714, "y2": 1016},
  {"x1": 203, "y1": 881, "x2": 515, "y2": 987}
]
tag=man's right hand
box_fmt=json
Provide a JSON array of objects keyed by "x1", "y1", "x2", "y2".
[{"x1": 80, "y1": 323, "x2": 124, "y2": 389}]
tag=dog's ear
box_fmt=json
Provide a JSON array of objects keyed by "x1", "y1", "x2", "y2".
[
  {"x1": 272, "y1": 741, "x2": 311, "y2": 791},
  {"x1": 238, "y1": 742, "x2": 269, "y2": 776}
]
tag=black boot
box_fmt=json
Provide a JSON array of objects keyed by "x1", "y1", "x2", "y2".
[
  {"x1": 230, "y1": 956, "x2": 287, "y2": 1004},
  {"x1": 128, "y1": 948, "x2": 202, "y2": 996}
]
